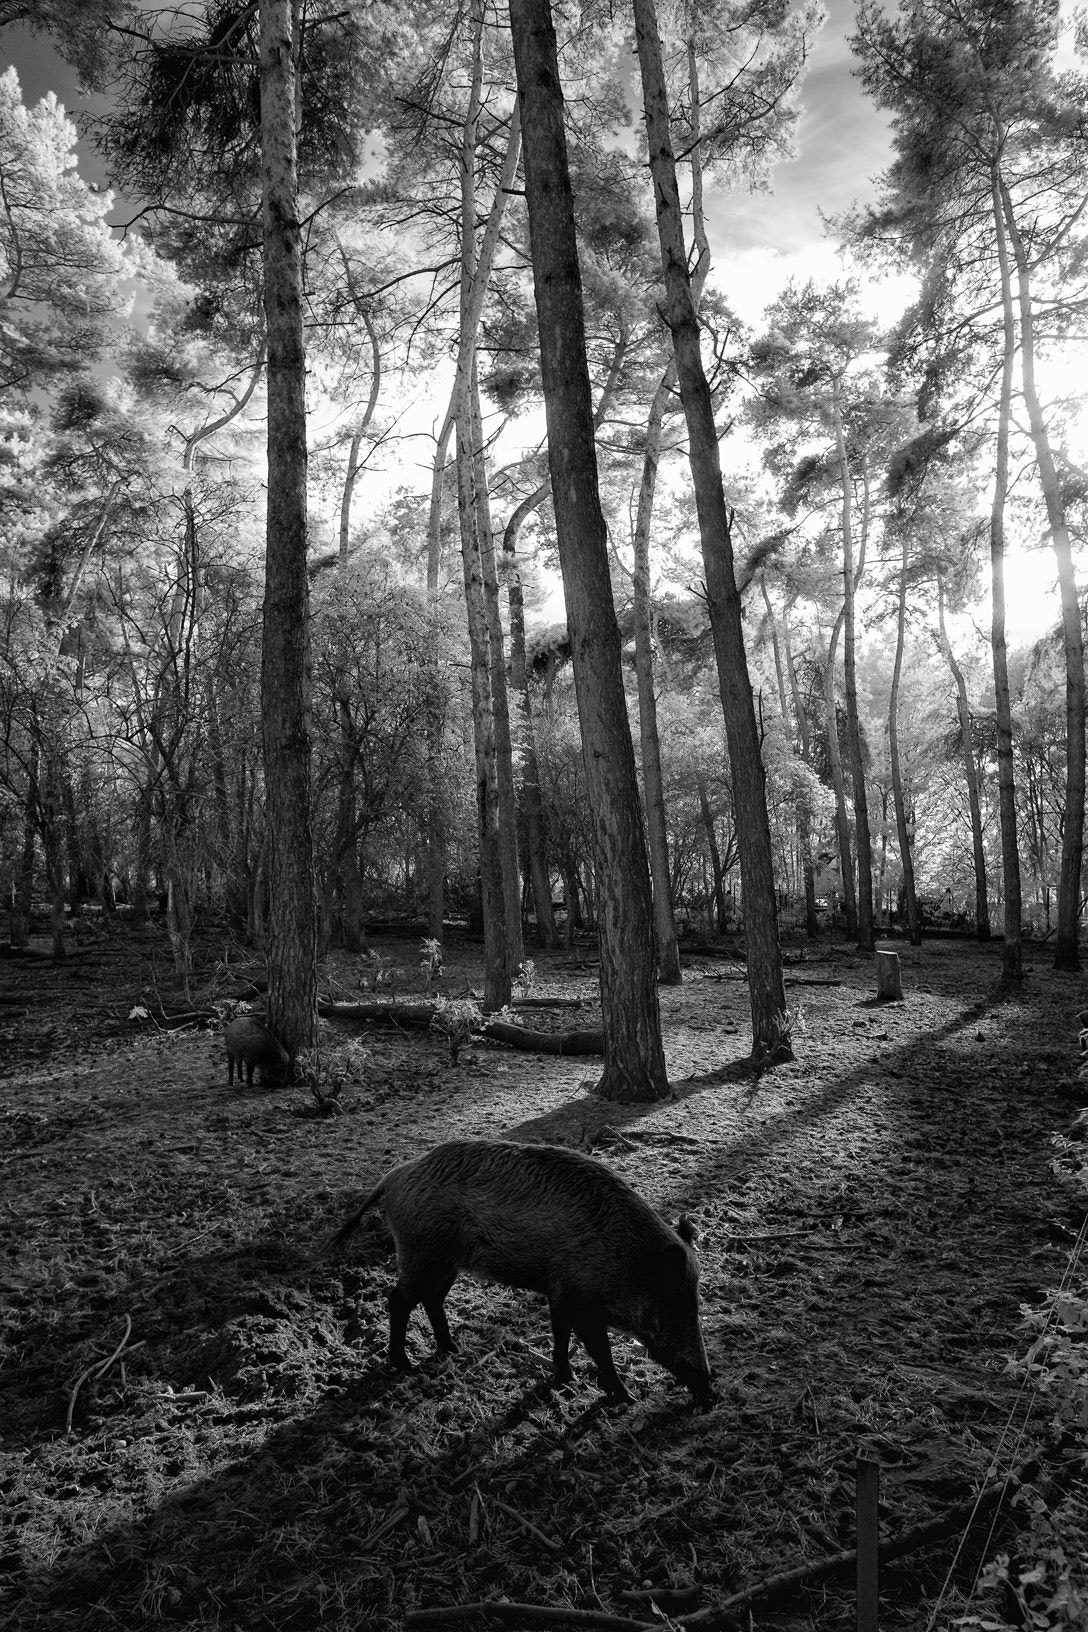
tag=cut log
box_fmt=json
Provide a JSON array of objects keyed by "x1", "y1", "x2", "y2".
[{"x1": 875, "y1": 949, "x2": 903, "y2": 1001}]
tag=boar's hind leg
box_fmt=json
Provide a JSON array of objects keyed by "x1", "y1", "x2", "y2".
[
  {"x1": 388, "y1": 1268, "x2": 457, "y2": 1370},
  {"x1": 421, "y1": 1274, "x2": 458, "y2": 1355}
]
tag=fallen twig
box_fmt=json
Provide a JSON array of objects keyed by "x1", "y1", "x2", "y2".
[
  {"x1": 491, "y1": 1496, "x2": 562, "y2": 1552},
  {"x1": 617, "y1": 1588, "x2": 702, "y2": 1613},
  {"x1": 406, "y1": 1605, "x2": 654, "y2": 1631},
  {"x1": 65, "y1": 1315, "x2": 136, "y2": 1433},
  {"x1": 361, "y1": 1504, "x2": 411, "y2": 1553}
]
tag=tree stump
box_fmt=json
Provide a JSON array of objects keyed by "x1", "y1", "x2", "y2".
[{"x1": 875, "y1": 949, "x2": 903, "y2": 1001}]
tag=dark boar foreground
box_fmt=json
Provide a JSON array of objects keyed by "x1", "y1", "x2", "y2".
[
  {"x1": 224, "y1": 1016, "x2": 289, "y2": 1088},
  {"x1": 323, "y1": 1139, "x2": 713, "y2": 1405}
]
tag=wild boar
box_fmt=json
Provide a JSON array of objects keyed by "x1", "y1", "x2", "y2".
[
  {"x1": 224, "y1": 1016, "x2": 289, "y2": 1087},
  {"x1": 323, "y1": 1138, "x2": 712, "y2": 1404}
]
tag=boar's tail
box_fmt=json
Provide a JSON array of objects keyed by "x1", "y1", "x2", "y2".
[{"x1": 317, "y1": 1179, "x2": 386, "y2": 1259}]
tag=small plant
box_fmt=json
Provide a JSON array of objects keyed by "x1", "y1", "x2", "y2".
[
  {"x1": 293, "y1": 1049, "x2": 352, "y2": 1117},
  {"x1": 753, "y1": 1008, "x2": 795, "y2": 1075},
  {"x1": 361, "y1": 950, "x2": 401, "y2": 996},
  {"x1": 514, "y1": 958, "x2": 535, "y2": 998},
  {"x1": 429, "y1": 996, "x2": 482, "y2": 1064},
  {"x1": 420, "y1": 938, "x2": 444, "y2": 993}
]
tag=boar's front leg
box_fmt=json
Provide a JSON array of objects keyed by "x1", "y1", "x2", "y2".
[
  {"x1": 550, "y1": 1297, "x2": 631, "y2": 1403},
  {"x1": 573, "y1": 1309, "x2": 632, "y2": 1403},
  {"x1": 548, "y1": 1299, "x2": 575, "y2": 1386}
]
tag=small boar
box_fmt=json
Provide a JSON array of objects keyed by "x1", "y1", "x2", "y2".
[
  {"x1": 323, "y1": 1139, "x2": 712, "y2": 1405},
  {"x1": 224, "y1": 1016, "x2": 289, "y2": 1088}
]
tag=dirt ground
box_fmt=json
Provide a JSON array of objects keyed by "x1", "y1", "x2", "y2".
[{"x1": 1, "y1": 927, "x2": 1085, "y2": 1632}]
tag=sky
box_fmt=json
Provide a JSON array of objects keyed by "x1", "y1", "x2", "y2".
[{"x1": 0, "y1": 3, "x2": 1073, "y2": 642}]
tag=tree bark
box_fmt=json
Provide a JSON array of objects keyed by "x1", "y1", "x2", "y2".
[
  {"x1": 259, "y1": 0, "x2": 318, "y2": 1062},
  {"x1": 1001, "y1": 179, "x2": 1084, "y2": 971},
  {"x1": 935, "y1": 570, "x2": 990, "y2": 939},
  {"x1": 633, "y1": 0, "x2": 790, "y2": 1060},
  {"x1": 508, "y1": 0, "x2": 668, "y2": 1101},
  {"x1": 989, "y1": 170, "x2": 1023, "y2": 982}
]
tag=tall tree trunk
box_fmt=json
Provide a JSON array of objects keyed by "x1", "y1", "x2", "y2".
[
  {"x1": 469, "y1": 365, "x2": 523, "y2": 968},
  {"x1": 456, "y1": 407, "x2": 512, "y2": 1009},
  {"x1": 781, "y1": 608, "x2": 819, "y2": 938},
  {"x1": 1001, "y1": 179, "x2": 1084, "y2": 971},
  {"x1": 335, "y1": 247, "x2": 381, "y2": 566},
  {"x1": 633, "y1": 0, "x2": 790, "y2": 1061},
  {"x1": 697, "y1": 776, "x2": 727, "y2": 932},
  {"x1": 834, "y1": 396, "x2": 874, "y2": 953},
  {"x1": 935, "y1": 571, "x2": 990, "y2": 939},
  {"x1": 632, "y1": 365, "x2": 682, "y2": 983},
  {"x1": 823, "y1": 607, "x2": 858, "y2": 938},
  {"x1": 259, "y1": 0, "x2": 317, "y2": 1063},
  {"x1": 888, "y1": 535, "x2": 920, "y2": 945},
  {"x1": 503, "y1": 487, "x2": 557, "y2": 947},
  {"x1": 763, "y1": 580, "x2": 818, "y2": 937},
  {"x1": 509, "y1": 0, "x2": 668, "y2": 1100},
  {"x1": 990, "y1": 170, "x2": 1022, "y2": 982}
]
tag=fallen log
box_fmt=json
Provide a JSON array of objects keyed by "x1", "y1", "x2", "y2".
[
  {"x1": 481, "y1": 1018, "x2": 603, "y2": 1055},
  {"x1": 319, "y1": 1000, "x2": 604, "y2": 1055}
]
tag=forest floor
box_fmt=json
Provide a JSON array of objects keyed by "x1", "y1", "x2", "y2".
[{"x1": 1, "y1": 925, "x2": 1086, "y2": 1632}]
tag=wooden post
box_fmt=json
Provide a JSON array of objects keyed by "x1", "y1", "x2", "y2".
[
  {"x1": 856, "y1": 1454, "x2": 880, "y2": 1632},
  {"x1": 874, "y1": 948, "x2": 903, "y2": 1001}
]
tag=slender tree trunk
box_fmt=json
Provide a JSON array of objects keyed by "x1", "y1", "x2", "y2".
[
  {"x1": 509, "y1": 0, "x2": 668, "y2": 1100},
  {"x1": 764, "y1": 580, "x2": 818, "y2": 939},
  {"x1": 935, "y1": 571, "x2": 990, "y2": 939},
  {"x1": 335, "y1": 249, "x2": 381, "y2": 566},
  {"x1": 503, "y1": 490, "x2": 557, "y2": 946},
  {"x1": 469, "y1": 365, "x2": 523, "y2": 968},
  {"x1": 823, "y1": 607, "x2": 858, "y2": 938},
  {"x1": 259, "y1": 0, "x2": 317, "y2": 1063},
  {"x1": 990, "y1": 171, "x2": 1023, "y2": 982},
  {"x1": 633, "y1": 0, "x2": 790, "y2": 1061},
  {"x1": 697, "y1": 777, "x2": 727, "y2": 932},
  {"x1": 1001, "y1": 180, "x2": 1084, "y2": 971},
  {"x1": 888, "y1": 535, "x2": 920, "y2": 944},
  {"x1": 456, "y1": 408, "x2": 512, "y2": 1009},
  {"x1": 835, "y1": 397, "x2": 874, "y2": 953},
  {"x1": 782, "y1": 608, "x2": 819, "y2": 938},
  {"x1": 632, "y1": 365, "x2": 682, "y2": 983}
]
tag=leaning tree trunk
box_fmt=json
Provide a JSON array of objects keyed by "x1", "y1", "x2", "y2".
[
  {"x1": 990, "y1": 170, "x2": 1023, "y2": 982},
  {"x1": 509, "y1": 0, "x2": 668, "y2": 1100},
  {"x1": 633, "y1": 0, "x2": 790, "y2": 1061},
  {"x1": 889, "y1": 534, "x2": 921, "y2": 945},
  {"x1": 1001, "y1": 179, "x2": 1084, "y2": 972},
  {"x1": 936, "y1": 570, "x2": 990, "y2": 939},
  {"x1": 259, "y1": 0, "x2": 317, "y2": 1062}
]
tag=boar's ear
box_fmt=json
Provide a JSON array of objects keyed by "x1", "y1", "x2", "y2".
[{"x1": 675, "y1": 1215, "x2": 698, "y2": 1247}]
